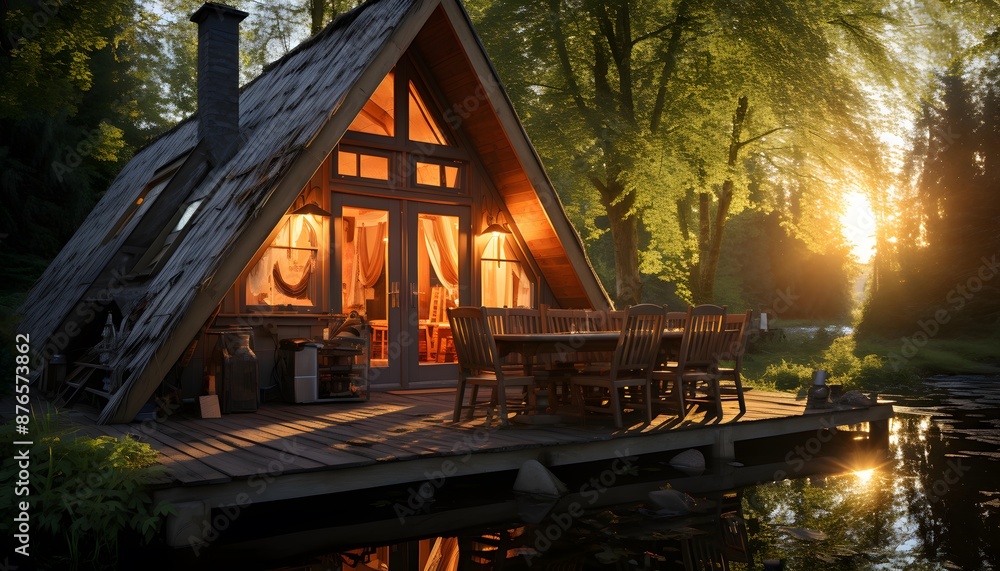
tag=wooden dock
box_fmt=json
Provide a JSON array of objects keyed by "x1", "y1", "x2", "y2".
[{"x1": 61, "y1": 389, "x2": 893, "y2": 518}]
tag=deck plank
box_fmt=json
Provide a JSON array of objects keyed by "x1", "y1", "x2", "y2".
[{"x1": 13, "y1": 389, "x2": 889, "y2": 499}]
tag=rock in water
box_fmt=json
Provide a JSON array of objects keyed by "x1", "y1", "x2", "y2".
[
  {"x1": 513, "y1": 459, "x2": 567, "y2": 497},
  {"x1": 669, "y1": 449, "x2": 706, "y2": 475},
  {"x1": 837, "y1": 391, "x2": 875, "y2": 407},
  {"x1": 647, "y1": 489, "x2": 696, "y2": 515}
]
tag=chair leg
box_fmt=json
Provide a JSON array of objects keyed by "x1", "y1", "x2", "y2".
[
  {"x1": 467, "y1": 385, "x2": 480, "y2": 420},
  {"x1": 735, "y1": 372, "x2": 746, "y2": 414},
  {"x1": 643, "y1": 382, "x2": 652, "y2": 423},
  {"x1": 712, "y1": 379, "x2": 723, "y2": 419},
  {"x1": 453, "y1": 378, "x2": 467, "y2": 422},
  {"x1": 610, "y1": 387, "x2": 624, "y2": 428},
  {"x1": 496, "y1": 380, "x2": 509, "y2": 427},
  {"x1": 674, "y1": 378, "x2": 686, "y2": 420}
]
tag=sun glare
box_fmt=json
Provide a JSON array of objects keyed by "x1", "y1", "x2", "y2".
[
  {"x1": 841, "y1": 192, "x2": 877, "y2": 263},
  {"x1": 854, "y1": 468, "x2": 876, "y2": 483}
]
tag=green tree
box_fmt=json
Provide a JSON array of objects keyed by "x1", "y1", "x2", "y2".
[
  {"x1": 150, "y1": 0, "x2": 364, "y2": 121},
  {"x1": 473, "y1": 0, "x2": 892, "y2": 306},
  {"x1": 0, "y1": 0, "x2": 168, "y2": 278}
]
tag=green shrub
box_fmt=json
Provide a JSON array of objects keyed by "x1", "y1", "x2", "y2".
[
  {"x1": 0, "y1": 409, "x2": 173, "y2": 569},
  {"x1": 820, "y1": 336, "x2": 862, "y2": 384},
  {"x1": 764, "y1": 360, "x2": 813, "y2": 391}
]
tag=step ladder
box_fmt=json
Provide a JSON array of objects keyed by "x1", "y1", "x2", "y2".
[{"x1": 54, "y1": 359, "x2": 114, "y2": 407}]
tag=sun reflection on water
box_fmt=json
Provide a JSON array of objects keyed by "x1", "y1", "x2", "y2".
[{"x1": 852, "y1": 467, "x2": 876, "y2": 486}]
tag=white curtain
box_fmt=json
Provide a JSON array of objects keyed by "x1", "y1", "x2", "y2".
[
  {"x1": 421, "y1": 216, "x2": 459, "y2": 296},
  {"x1": 346, "y1": 221, "x2": 386, "y2": 310}
]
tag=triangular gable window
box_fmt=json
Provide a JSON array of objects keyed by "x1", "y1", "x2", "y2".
[
  {"x1": 408, "y1": 81, "x2": 449, "y2": 145},
  {"x1": 348, "y1": 71, "x2": 395, "y2": 137}
]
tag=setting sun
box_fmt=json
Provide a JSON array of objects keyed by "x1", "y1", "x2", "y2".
[{"x1": 841, "y1": 192, "x2": 877, "y2": 263}]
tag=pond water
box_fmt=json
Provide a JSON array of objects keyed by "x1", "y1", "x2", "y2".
[
  {"x1": 170, "y1": 377, "x2": 1000, "y2": 570},
  {"x1": 739, "y1": 376, "x2": 1000, "y2": 570}
]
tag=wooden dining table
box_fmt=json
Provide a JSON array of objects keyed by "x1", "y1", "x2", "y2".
[
  {"x1": 492, "y1": 329, "x2": 683, "y2": 417},
  {"x1": 493, "y1": 329, "x2": 684, "y2": 375}
]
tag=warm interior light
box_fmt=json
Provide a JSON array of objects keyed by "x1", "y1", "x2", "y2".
[
  {"x1": 481, "y1": 211, "x2": 511, "y2": 237},
  {"x1": 292, "y1": 203, "x2": 331, "y2": 218}
]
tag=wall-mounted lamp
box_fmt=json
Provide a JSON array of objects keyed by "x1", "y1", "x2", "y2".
[
  {"x1": 481, "y1": 210, "x2": 512, "y2": 237},
  {"x1": 292, "y1": 202, "x2": 332, "y2": 218}
]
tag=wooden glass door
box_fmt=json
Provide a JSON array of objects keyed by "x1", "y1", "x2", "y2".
[
  {"x1": 406, "y1": 203, "x2": 470, "y2": 385},
  {"x1": 333, "y1": 194, "x2": 468, "y2": 388}
]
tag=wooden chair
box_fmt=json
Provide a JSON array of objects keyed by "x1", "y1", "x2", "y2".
[
  {"x1": 652, "y1": 304, "x2": 727, "y2": 419},
  {"x1": 716, "y1": 309, "x2": 752, "y2": 415},
  {"x1": 665, "y1": 311, "x2": 688, "y2": 331},
  {"x1": 425, "y1": 286, "x2": 447, "y2": 359},
  {"x1": 569, "y1": 303, "x2": 664, "y2": 428},
  {"x1": 428, "y1": 286, "x2": 447, "y2": 323},
  {"x1": 542, "y1": 306, "x2": 592, "y2": 333},
  {"x1": 504, "y1": 307, "x2": 544, "y2": 334},
  {"x1": 604, "y1": 309, "x2": 625, "y2": 331},
  {"x1": 489, "y1": 307, "x2": 545, "y2": 372},
  {"x1": 448, "y1": 306, "x2": 538, "y2": 427}
]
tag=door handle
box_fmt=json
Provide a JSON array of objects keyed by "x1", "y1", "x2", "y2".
[
  {"x1": 410, "y1": 283, "x2": 425, "y2": 304},
  {"x1": 390, "y1": 281, "x2": 400, "y2": 308}
]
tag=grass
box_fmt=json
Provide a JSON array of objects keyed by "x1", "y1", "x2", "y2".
[{"x1": 738, "y1": 319, "x2": 1000, "y2": 395}]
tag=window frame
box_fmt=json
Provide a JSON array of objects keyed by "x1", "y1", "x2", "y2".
[
  {"x1": 409, "y1": 155, "x2": 465, "y2": 192},
  {"x1": 333, "y1": 146, "x2": 397, "y2": 185}
]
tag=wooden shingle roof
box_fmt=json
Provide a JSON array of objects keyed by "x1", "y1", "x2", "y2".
[{"x1": 19, "y1": 0, "x2": 608, "y2": 424}]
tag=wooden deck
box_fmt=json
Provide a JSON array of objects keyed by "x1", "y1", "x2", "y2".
[{"x1": 61, "y1": 388, "x2": 893, "y2": 512}]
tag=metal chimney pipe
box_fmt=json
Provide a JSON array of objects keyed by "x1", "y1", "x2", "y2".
[{"x1": 190, "y1": 2, "x2": 248, "y2": 165}]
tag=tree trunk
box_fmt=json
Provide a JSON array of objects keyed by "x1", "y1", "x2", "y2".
[
  {"x1": 694, "y1": 96, "x2": 748, "y2": 304},
  {"x1": 310, "y1": 0, "x2": 325, "y2": 35},
  {"x1": 600, "y1": 180, "x2": 642, "y2": 306}
]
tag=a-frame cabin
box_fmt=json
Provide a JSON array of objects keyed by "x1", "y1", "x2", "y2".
[{"x1": 18, "y1": 0, "x2": 609, "y2": 424}]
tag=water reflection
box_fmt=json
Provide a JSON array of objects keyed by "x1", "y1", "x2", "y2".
[
  {"x1": 322, "y1": 407, "x2": 998, "y2": 571},
  {"x1": 196, "y1": 379, "x2": 999, "y2": 570},
  {"x1": 742, "y1": 378, "x2": 1000, "y2": 570}
]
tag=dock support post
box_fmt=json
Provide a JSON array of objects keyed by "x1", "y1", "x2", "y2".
[
  {"x1": 869, "y1": 418, "x2": 890, "y2": 450},
  {"x1": 712, "y1": 427, "x2": 735, "y2": 462},
  {"x1": 165, "y1": 500, "x2": 210, "y2": 548}
]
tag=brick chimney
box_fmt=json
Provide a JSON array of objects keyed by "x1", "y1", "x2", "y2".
[{"x1": 190, "y1": 3, "x2": 248, "y2": 165}]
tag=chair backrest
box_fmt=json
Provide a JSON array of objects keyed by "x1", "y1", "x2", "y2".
[
  {"x1": 665, "y1": 311, "x2": 688, "y2": 331},
  {"x1": 542, "y1": 307, "x2": 593, "y2": 333},
  {"x1": 611, "y1": 303, "x2": 666, "y2": 379},
  {"x1": 483, "y1": 307, "x2": 507, "y2": 334},
  {"x1": 504, "y1": 307, "x2": 544, "y2": 334},
  {"x1": 584, "y1": 309, "x2": 608, "y2": 332},
  {"x1": 605, "y1": 309, "x2": 625, "y2": 331},
  {"x1": 720, "y1": 309, "x2": 753, "y2": 362},
  {"x1": 677, "y1": 304, "x2": 727, "y2": 371},
  {"x1": 448, "y1": 307, "x2": 500, "y2": 376}
]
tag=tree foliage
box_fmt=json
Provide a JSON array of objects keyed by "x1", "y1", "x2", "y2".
[
  {"x1": 862, "y1": 55, "x2": 1000, "y2": 336},
  {"x1": 472, "y1": 0, "x2": 895, "y2": 307},
  {"x1": 0, "y1": 0, "x2": 169, "y2": 280},
  {"x1": 148, "y1": 0, "x2": 365, "y2": 121}
]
